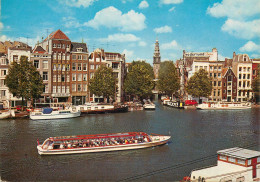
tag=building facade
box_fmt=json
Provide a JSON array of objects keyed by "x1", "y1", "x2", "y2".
[{"x1": 222, "y1": 68, "x2": 237, "y2": 102}]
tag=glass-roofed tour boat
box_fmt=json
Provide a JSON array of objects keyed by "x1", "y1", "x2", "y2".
[{"x1": 37, "y1": 132, "x2": 171, "y2": 155}]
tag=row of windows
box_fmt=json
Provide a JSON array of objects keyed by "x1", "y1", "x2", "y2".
[
  {"x1": 72, "y1": 55, "x2": 87, "y2": 60},
  {"x1": 53, "y1": 64, "x2": 70, "y2": 71},
  {"x1": 223, "y1": 89, "x2": 236, "y2": 94},
  {"x1": 210, "y1": 66, "x2": 222, "y2": 71},
  {"x1": 72, "y1": 63, "x2": 88, "y2": 71},
  {"x1": 0, "y1": 58, "x2": 9, "y2": 65},
  {"x1": 213, "y1": 89, "x2": 221, "y2": 96},
  {"x1": 238, "y1": 81, "x2": 250, "y2": 88},
  {"x1": 72, "y1": 74, "x2": 87, "y2": 81},
  {"x1": 238, "y1": 74, "x2": 251, "y2": 80},
  {"x1": 239, "y1": 67, "x2": 251, "y2": 72},
  {"x1": 71, "y1": 84, "x2": 87, "y2": 92},
  {"x1": 53, "y1": 54, "x2": 70, "y2": 60},
  {"x1": 210, "y1": 73, "x2": 221, "y2": 78},
  {"x1": 52, "y1": 86, "x2": 70, "y2": 93},
  {"x1": 34, "y1": 60, "x2": 48, "y2": 69},
  {"x1": 53, "y1": 44, "x2": 70, "y2": 49},
  {"x1": 53, "y1": 75, "x2": 70, "y2": 82},
  {"x1": 219, "y1": 155, "x2": 260, "y2": 166},
  {"x1": 212, "y1": 81, "x2": 221, "y2": 87}
]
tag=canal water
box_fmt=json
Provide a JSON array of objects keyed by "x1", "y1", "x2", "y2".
[{"x1": 0, "y1": 102, "x2": 259, "y2": 181}]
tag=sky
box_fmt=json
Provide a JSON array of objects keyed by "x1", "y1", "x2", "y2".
[{"x1": 0, "y1": 0, "x2": 260, "y2": 64}]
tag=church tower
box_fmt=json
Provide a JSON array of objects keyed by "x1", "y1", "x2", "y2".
[{"x1": 153, "y1": 39, "x2": 161, "y2": 79}]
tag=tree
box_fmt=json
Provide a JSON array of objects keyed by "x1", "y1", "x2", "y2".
[
  {"x1": 124, "y1": 61, "x2": 154, "y2": 100},
  {"x1": 157, "y1": 61, "x2": 180, "y2": 98},
  {"x1": 5, "y1": 56, "x2": 44, "y2": 108},
  {"x1": 88, "y1": 66, "x2": 116, "y2": 102},
  {"x1": 186, "y1": 69, "x2": 212, "y2": 101}
]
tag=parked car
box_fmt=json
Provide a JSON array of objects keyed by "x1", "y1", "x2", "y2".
[{"x1": 185, "y1": 100, "x2": 198, "y2": 106}]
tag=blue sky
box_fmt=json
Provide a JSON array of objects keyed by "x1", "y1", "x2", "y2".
[{"x1": 1, "y1": 0, "x2": 260, "y2": 64}]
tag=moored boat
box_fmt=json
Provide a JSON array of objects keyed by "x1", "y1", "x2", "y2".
[
  {"x1": 74, "y1": 103, "x2": 115, "y2": 114},
  {"x1": 30, "y1": 108, "x2": 81, "y2": 120},
  {"x1": 182, "y1": 147, "x2": 260, "y2": 182},
  {"x1": 196, "y1": 102, "x2": 251, "y2": 110},
  {"x1": 37, "y1": 132, "x2": 171, "y2": 155},
  {"x1": 143, "y1": 103, "x2": 156, "y2": 110},
  {"x1": 0, "y1": 110, "x2": 11, "y2": 119}
]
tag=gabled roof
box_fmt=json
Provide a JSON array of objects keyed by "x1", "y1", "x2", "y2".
[
  {"x1": 71, "y1": 42, "x2": 88, "y2": 52},
  {"x1": 44, "y1": 29, "x2": 70, "y2": 41},
  {"x1": 33, "y1": 45, "x2": 46, "y2": 53}
]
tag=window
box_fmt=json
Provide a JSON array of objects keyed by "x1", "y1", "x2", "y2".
[
  {"x1": 67, "y1": 55, "x2": 70, "y2": 60},
  {"x1": 218, "y1": 66, "x2": 221, "y2": 70},
  {"x1": 224, "y1": 83, "x2": 226, "y2": 87},
  {"x1": 112, "y1": 63, "x2": 119, "y2": 69},
  {"x1": 218, "y1": 81, "x2": 221, "y2": 86},
  {"x1": 90, "y1": 72, "x2": 94, "y2": 78},
  {"x1": 228, "y1": 76, "x2": 232, "y2": 81},
  {"x1": 228, "y1": 157, "x2": 236, "y2": 163},
  {"x1": 62, "y1": 64, "x2": 65, "y2": 71},
  {"x1": 72, "y1": 63, "x2": 76, "y2": 71},
  {"x1": 214, "y1": 73, "x2": 217, "y2": 78},
  {"x1": 78, "y1": 63, "x2": 82, "y2": 71},
  {"x1": 210, "y1": 66, "x2": 213, "y2": 70},
  {"x1": 237, "y1": 159, "x2": 245, "y2": 165},
  {"x1": 239, "y1": 81, "x2": 241, "y2": 87},
  {"x1": 43, "y1": 72, "x2": 48, "y2": 81},
  {"x1": 62, "y1": 44, "x2": 65, "y2": 49},
  {"x1": 96, "y1": 65, "x2": 100, "y2": 69},
  {"x1": 210, "y1": 73, "x2": 212, "y2": 77},
  {"x1": 228, "y1": 82, "x2": 232, "y2": 86},
  {"x1": 239, "y1": 67, "x2": 242, "y2": 71},
  {"x1": 78, "y1": 84, "x2": 81, "y2": 91},
  {"x1": 1, "y1": 70, "x2": 6, "y2": 76},
  {"x1": 53, "y1": 86, "x2": 56, "y2": 93},
  {"x1": 239, "y1": 74, "x2": 241, "y2": 79},
  {"x1": 83, "y1": 84, "x2": 87, "y2": 91},
  {"x1": 72, "y1": 84, "x2": 76, "y2": 92},
  {"x1": 78, "y1": 55, "x2": 82, "y2": 60},
  {"x1": 1, "y1": 90, "x2": 6, "y2": 97},
  {"x1": 66, "y1": 64, "x2": 70, "y2": 71},
  {"x1": 195, "y1": 66, "x2": 198, "y2": 72},
  {"x1": 253, "y1": 70, "x2": 256, "y2": 75},
  {"x1": 43, "y1": 60, "x2": 48, "y2": 69},
  {"x1": 44, "y1": 85, "x2": 48, "y2": 93},
  {"x1": 53, "y1": 54, "x2": 57, "y2": 60},
  {"x1": 218, "y1": 73, "x2": 221, "y2": 78},
  {"x1": 53, "y1": 64, "x2": 56, "y2": 70},
  {"x1": 83, "y1": 63, "x2": 87, "y2": 71},
  {"x1": 247, "y1": 81, "x2": 250, "y2": 87},
  {"x1": 247, "y1": 67, "x2": 250, "y2": 72},
  {"x1": 228, "y1": 90, "x2": 231, "y2": 95},
  {"x1": 83, "y1": 55, "x2": 87, "y2": 60},
  {"x1": 72, "y1": 74, "x2": 76, "y2": 81},
  {"x1": 243, "y1": 82, "x2": 245, "y2": 88},
  {"x1": 78, "y1": 74, "x2": 82, "y2": 81},
  {"x1": 58, "y1": 53, "x2": 61, "y2": 60},
  {"x1": 58, "y1": 75, "x2": 61, "y2": 82},
  {"x1": 72, "y1": 55, "x2": 77, "y2": 60},
  {"x1": 83, "y1": 74, "x2": 87, "y2": 81},
  {"x1": 53, "y1": 75, "x2": 56, "y2": 82},
  {"x1": 233, "y1": 89, "x2": 236, "y2": 93},
  {"x1": 213, "y1": 90, "x2": 216, "y2": 96},
  {"x1": 214, "y1": 66, "x2": 217, "y2": 70},
  {"x1": 58, "y1": 64, "x2": 61, "y2": 70},
  {"x1": 34, "y1": 60, "x2": 39, "y2": 68},
  {"x1": 53, "y1": 44, "x2": 56, "y2": 48},
  {"x1": 66, "y1": 45, "x2": 70, "y2": 49},
  {"x1": 66, "y1": 87, "x2": 70, "y2": 93},
  {"x1": 57, "y1": 44, "x2": 61, "y2": 48},
  {"x1": 247, "y1": 74, "x2": 250, "y2": 79},
  {"x1": 214, "y1": 81, "x2": 216, "y2": 86},
  {"x1": 57, "y1": 86, "x2": 61, "y2": 93},
  {"x1": 90, "y1": 65, "x2": 94, "y2": 70},
  {"x1": 204, "y1": 66, "x2": 207, "y2": 70},
  {"x1": 257, "y1": 157, "x2": 260, "y2": 163},
  {"x1": 243, "y1": 74, "x2": 246, "y2": 79},
  {"x1": 62, "y1": 74, "x2": 65, "y2": 82},
  {"x1": 218, "y1": 90, "x2": 220, "y2": 96},
  {"x1": 62, "y1": 86, "x2": 65, "y2": 93}
]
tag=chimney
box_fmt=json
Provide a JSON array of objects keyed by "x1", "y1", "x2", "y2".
[{"x1": 233, "y1": 52, "x2": 236, "y2": 58}]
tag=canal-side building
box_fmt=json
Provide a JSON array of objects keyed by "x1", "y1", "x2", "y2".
[
  {"x1": 71, "y1": 42, "x2": 89, "y2": 105},
  {"x1": 105, "y1": 52, "x2": 125, "y2": 103},
  {"x1": 222, "y1": 67, "x2": 237, "y2": 102},
  {"x1": 31, "y1": 45, "x2": 52, "y2": 103},
  {"x1": 232, "y1": 52, "x2": 252, "y2": 102},
  {"x1": 37, "y1": 29, "x2": 72, "y2": 103},
  {"x1": 0, "y1": 53, "x2": 9, "y2": 108}
]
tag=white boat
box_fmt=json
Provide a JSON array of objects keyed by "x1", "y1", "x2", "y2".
[
  {"x1": 30, "y1": 108, "x2": 81, "y2": 120},
  {"x1": 182, "y1": 147, "x2": 260, "y2": 182},
  {"x1": 74, "y1": 103, "x2": 115, "y2": 114},
  {"x1": 143, "y1": 103, "x2": 156, "y2": 110},
  {"x1": 0, "y1": 110, "x2": 11, "y2": 119},
  {"x1": 37, "y1": 132, "x2": 171, "y2": 155},
  {"x1": 196, "y1": 102, "x2": 251, "y2": 110}
]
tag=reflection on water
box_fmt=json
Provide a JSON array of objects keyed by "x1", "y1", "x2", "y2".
[{"x1": 0, "y1": 102, "x2": 259, "y2": 181}]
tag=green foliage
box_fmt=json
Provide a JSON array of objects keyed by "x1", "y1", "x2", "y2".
[
  {"x1": 89, "y1": 66, "x2": 116, "y2": 99},
  {"x1": 124, "y1": 61, "x2": 154, "y2": 99},
  {"x1": 186, "y1": 69, "x2": 212, "y2": 98},
  {"x1": 5, "y1": 56, "x2": 44, "y2": 106},
  {"x1": 157, "y1": 61, "x2": 180, "y2": 96}
]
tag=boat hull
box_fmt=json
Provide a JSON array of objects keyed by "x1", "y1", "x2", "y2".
[
  {"x1": 37, "y1": 136, "x2": 170, "y2": 155},
  {"x1": 30, "y1": 111, "x2": 81, "y2": 120}
]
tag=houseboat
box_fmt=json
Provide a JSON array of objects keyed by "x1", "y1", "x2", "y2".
[
  {"x1": 37, "y1": 132, "x2": 171, "y2": 155},
  {"x1": 0, "y1": 110, "x2": 11, "y2": 119},
  {"x1": 196, "y1": 102, "x2": 251, "y2": 110},
  {"x1": 30, "y1": 108, "x2": 81, "y2": 120},
  {"x1": 182, "y1": 147, "x2": 260, "y2": 182},
  {"x1": 74, "y1": 103, "x2": 128, "y2": 114}
]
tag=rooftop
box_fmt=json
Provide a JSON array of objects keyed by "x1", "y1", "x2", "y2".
[
  {"x1": 44, "y1": 29, "x2": 70, "y2": 41},
  {"x1": 218, "y1": 147, "x2": 260, "y2": 159}
]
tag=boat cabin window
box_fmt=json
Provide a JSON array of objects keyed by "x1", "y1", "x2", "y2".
[
  {"x1": 87, "y1": 107, "x2": 91, "y2": 109},
  {"x1": 257, "y1": 157, "x2": 260, "y2": 163},
  {"x1": 101, "y1": 106, "x2": 104, "y2": 109},
  {"x1": 228, "y1": 157, "x2": 236, "y2": 163},
  {"x1": 247, "y1": 159, "x2": 251, "y2": 165},
  {"x1": 237, "y1": 159, "x2": 245, "y2": 165},
  {"x1": 236, "y1": 176, "x2": 245, "y2": 182},
  {"x1": 219, "y1": 155, "x2": 227, "y2": 161}
]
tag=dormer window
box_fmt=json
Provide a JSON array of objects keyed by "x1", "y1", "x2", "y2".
[
  {"x1": 77, "y1": 48, "x2": 83, "y2": 52},
  {"x1": 53, "y1": 44, "x2": 56, "y2": 48}
]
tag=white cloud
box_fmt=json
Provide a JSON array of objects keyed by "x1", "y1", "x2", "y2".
[
  {"x1": 59, "y1": 0, "x2": 97, "y2": 8},
  {"x1": 0, "y1": 22, "x2": 4, "y2": 30},
  {"x1": 62, "y1": 17, "x2": 81, "y2": 28},
  {"x1": 122, "y1": 49, "x2": 134, "y2": 60},
  {"x1": 251, "y1": 54, "x2": 260, "y2": 58},
  {"x1": 139, "y1": 1, "x2": 149, "y2": 9},
  {"x1": 160, "y1": 0, "x2": 183, "y2": 5},
  {"x1": 168, "y1": 7, "x2": 175, "y2": 12},
  {"x1": 207, "y1": 0, "x2": 260, "y2": 20},
  {"x1": 138, "y1": 41, "x2": 147, "y2": 47},
  {"x1": 221, "y1": 19, "x2": 260, "y2": 39},
  {"x1": 161, "y1": 40, "x2": 181, "y2": 50},
  {"x1": 84, "y1": 6, "x2": 146, "y2": 31},
  {"x1": 239, "y1": 41, "x2": 260, "y2": 53},
  {"x1": 0, "y1": 34, "x2": 40, "y2": 47},
  {"x1": 154, "y1": 25, "x2": 172, "y2": 34},
  {"x1": 99, "y1": 33, "x2": 140, "y2": 42}
]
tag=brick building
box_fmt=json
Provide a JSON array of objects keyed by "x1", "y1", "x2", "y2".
[{"x1": 222, "y1": 68, "x2": 237, "y2": 102}]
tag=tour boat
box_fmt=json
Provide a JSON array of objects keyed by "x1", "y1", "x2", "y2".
[
  {"x1": 30, "y1": 108, "x2": 81, "y2": 120},
  {"x1": 196, "y1": 102, "x2": 251, "y2": 110},
  {"x1": 143, "y1": 103, "x2": 156, "y2": 110},
  {"x1": 182, "y1": 147, "x2": 260, "y2": 182},
  {"x1": 37, "y1": 132, "x2": 171, "y2": 155},
  {"x1": 74, "y1": 103, "x2": 115, "y2": 114}
]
